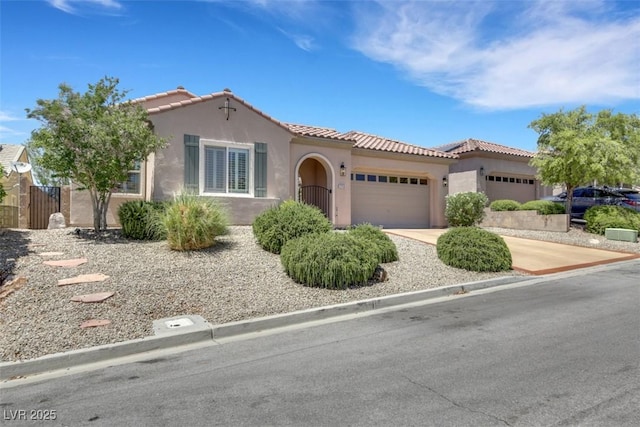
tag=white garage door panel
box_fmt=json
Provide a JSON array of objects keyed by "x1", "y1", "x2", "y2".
[
  {"x1": 486, "y1": 178, "x2": 536, "y2": 204},
  {"x1": 352, "y1": 181, "x2": 429, "y2": 228}
]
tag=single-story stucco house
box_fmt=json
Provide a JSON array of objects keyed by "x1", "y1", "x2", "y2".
[{"x1": 68, "y1": 87, "x2": 552, "y2": 229}]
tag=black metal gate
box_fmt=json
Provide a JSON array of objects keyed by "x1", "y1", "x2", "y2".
[
  {"x1": 30, "y1": 186, "x2": 61, "y2": 229},
  {"x1": 300, "y1": 185, "x2": 331, "y2": 218}
]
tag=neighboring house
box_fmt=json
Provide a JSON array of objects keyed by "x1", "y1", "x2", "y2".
[
  {"x1": 68, "y1": 87, "x2": 548, "y2": 229},
  {"x1": 0, "y1": 144, "x2": 33, "y2": 228},
  {"x1": 436, "y1": 138, "x2": 553, "y2": 203}
]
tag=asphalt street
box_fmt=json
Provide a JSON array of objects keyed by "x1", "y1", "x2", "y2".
[{"x1": 2, "y1": 261, "x2": 639, "y2": 426}]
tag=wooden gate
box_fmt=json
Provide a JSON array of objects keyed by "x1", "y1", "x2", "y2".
[
  {"x1": 30, "y1": 186, "x2": 61, "y2": 229},
  {"x1": 300, "y1": 185, "x2": 331, "y2": 218}
]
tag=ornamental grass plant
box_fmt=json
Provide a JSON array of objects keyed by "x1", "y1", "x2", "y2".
[{"x1": 162, "y1": 193, "x2": 228, "y2": 251}]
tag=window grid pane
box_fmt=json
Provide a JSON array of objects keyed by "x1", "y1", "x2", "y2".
[{"x1": 205, "y1": 147, "x2": 226, "y2": 192}]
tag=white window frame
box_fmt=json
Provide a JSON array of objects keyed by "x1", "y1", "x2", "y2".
[
  {"x1": 199, "y1": 140, "x2": 254, "y2": 197},
  {"x1": 113, "y1": 160, "x2": 143, "y2": 196}
]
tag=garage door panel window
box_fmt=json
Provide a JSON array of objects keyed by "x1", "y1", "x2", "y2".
[
  {"x1": 351, "y1": 174, "x2": 428, "y2": 185},
  {"x1": 486, "y1": 175, "x2": 534, "y2": 185}
]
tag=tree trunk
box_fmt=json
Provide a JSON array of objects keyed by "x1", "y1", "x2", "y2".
[
  {"x1": 89, "y1": 189, "x2": 113, "y2": 232},
  {"x1": 565, "y1": 185, "x2": 574, "y2": 231}
]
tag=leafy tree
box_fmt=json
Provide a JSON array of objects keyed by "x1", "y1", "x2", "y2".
[
  {"x1": 24, "y1": 143, "x2": 69, "y2": 187},
  {"x1": 0, "y1": 164, "x2": 7, "y2": 204},
  {"x1": 529, "y1": 106, "x2": 640, "y2": 215},
  {"x1": 26, "y1": 77, "x2": 166, "y2": 231}
]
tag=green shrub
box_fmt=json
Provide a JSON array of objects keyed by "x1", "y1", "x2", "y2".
[
  {"x1": 252, "y1": 200, "x2": 332, "y2": 254},
  {"x1": 445, "y1": 192, "x2": 489, "y2": 227},
  {"x1": 118, "y1": 201, "x2": 167, "y2": 240},
  {"x1": 162, "y1": 193, "x2": 228, "y2": 251},
  {"x1": 348, "y1": 223, "x2": 398, "y2": 263},
  {"x1": 280, "y1": 232, "x2": 379, "y2": 289},
  {"x1": 518, "y1": 200, "x2": 566, "y2": 215},
  {"x1": 490, "y1": 199, "x2": 521, "y2": 211},
  {"x1": 436, "y1": 227, "x2": 512, "y2": 272},
  {"x1": 584, "y1": 205, "x2": 640, "y2": 235}
]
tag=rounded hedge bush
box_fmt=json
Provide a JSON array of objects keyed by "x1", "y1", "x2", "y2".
[
  {"x1": 518, "y1": 200, "x2": 566, "y2": 215},
  {"x1": 436, "y1": 227, "x2": 512, "y2": 272},
  {"x1": 252, "y1": 200, "x2": 332, "y2": 254},
  {"x1": 490, "y1": 199, "x2": 521, "y2": 211},
  {"x1": 280, "y1": 232, "x2": 379, "y2": 289},
  {"x1": 162, "y1": 193, "x2": 228, "y2": 251},
  {"x1": 445, "y1": 192, "x2": 488, "y2": 227},
  {"x1": 118, "y1": 200, "x2": 167, "y2": 241},
  {"x1": 584, "y1": 205, "x2": 640, "y2": 235},
  {"x1": 348, "y1": 223, "x2": 399, "y2": 263}
]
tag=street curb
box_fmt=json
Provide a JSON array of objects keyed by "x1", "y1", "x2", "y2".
[{"x1": 0, "y1": 276, "x2": 525, "y2": 381}]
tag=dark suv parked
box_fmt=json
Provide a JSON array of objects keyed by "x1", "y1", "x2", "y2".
[{"x1": 542, "y1": 186, "x2": 635, "y2": 219}]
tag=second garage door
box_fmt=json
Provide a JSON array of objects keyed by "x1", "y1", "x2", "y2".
[
  {"x1": 485, "y1": 174, "x2": 536, "y2": 203},
  {"x1": 351, "y1": 173, "x2": 430, "y2": 228}
]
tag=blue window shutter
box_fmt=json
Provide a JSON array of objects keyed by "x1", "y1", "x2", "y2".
[
  {"x1": 254, "y1": 142, "x2": 267, "y2": 197},
  {"x1": 184, "y1": 135, "x2": 199, "y2": 192}
]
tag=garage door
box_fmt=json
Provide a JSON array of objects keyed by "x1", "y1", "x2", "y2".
[
  {"x1": 351, "y1": 173, "x2": 429, "y2": 228},
  {"x1": 485, "y1": 175, "x2": 536, "y2": 203}
]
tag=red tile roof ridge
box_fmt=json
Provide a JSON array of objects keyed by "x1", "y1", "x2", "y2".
[
  {"x1": 446, "y1": 138, "x2": 535, "y2": 157},
  {"x1": 344, "y1": 130, "x2": 457, "y2": 159},
  {"x1": 284, "y1": 123, "x2": 356, "y2": 142},
  {"x1": 130, "y1": 87, "x2": 197, "y2": 104}
]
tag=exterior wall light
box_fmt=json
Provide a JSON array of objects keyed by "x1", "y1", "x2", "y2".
[
  {"x1": 480, "y1": 166, "x2": 485, "y2": 176},
  {"x1": 442, "y1": 176, "x2": 448, "y2": 187},
  {"x1": 340, "y1": 162, "x2": 346, "y2": 177}
]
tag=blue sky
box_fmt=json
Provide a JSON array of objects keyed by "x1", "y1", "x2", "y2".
[{"x1": 1, "y1": 0, "x2": 638, "y2": 152}]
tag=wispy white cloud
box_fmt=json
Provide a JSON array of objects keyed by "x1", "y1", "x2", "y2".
[
  {"x1": 278, "y1": 28, "x2": 316, "y2": 51},
  {"x1": 352, "y1": 0, "x2": 640, "y2": 109},
  {"x1": 0, "y1": 111, "x2": 20, "y2": 122},
  {"x1": 48, "y1": 0, "x2": 123, "y2": 15}
]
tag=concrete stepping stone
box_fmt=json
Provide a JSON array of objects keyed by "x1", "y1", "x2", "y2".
[
  {"x1": 70, "y1": 292, "x2": 114, "y2": 303},
  {"x1": 44, "y1": 258, "x2": 88, "y2": 268},
  {"x1": 58, "y1": 273, "x2": 109, "y2": 287},
  {"x1": 80, "y1": 319, "x2": 111, "y2": 328},
  {"x1": 39, "y1": 252, "x2": 65, "y2": 257}
]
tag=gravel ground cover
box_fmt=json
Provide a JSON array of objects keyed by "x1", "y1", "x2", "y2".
[{"x1": 1, "y1": 226, "x2": 638, "y2": 362}]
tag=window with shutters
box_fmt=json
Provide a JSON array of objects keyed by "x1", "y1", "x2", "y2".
[{"x1": 201, "y1": 140, "x2": 252, "y2": 195}]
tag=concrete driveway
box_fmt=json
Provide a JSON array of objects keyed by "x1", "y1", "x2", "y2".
[{"x1": 385, "y1": 229, "x2": 639, "y2": 275}]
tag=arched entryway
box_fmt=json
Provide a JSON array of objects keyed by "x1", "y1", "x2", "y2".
[{"x1": 295, "y1": 154, "x2": 334, "y2": 221}]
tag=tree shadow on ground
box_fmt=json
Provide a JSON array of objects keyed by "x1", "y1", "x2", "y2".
[{"x1": 0, "y1": 229, "x2": 31, "y2": 286}]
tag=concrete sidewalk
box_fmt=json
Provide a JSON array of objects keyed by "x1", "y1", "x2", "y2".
[{"x1": 385, "y1": 229, "x2": 640, "y2": 275}]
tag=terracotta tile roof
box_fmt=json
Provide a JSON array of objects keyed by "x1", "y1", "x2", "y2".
[
  {"x1": 129, "y1": 87, "x2": 197, "y2": 104},
  {"x1": 0, "y1": 144, "x2": 25, "y2": 176},
  {"x1": 435, "y1": 138, "x2": 535, "y2": 158},
  {"x1": 284, "y1": 123, "x2": 355, "y2": 142},
  {"x1": 343, "y1": 131, "x2": 458, "y2": 159},
  {"x1": 142, "y1": 89, "x2": 298, "y2": 135}
]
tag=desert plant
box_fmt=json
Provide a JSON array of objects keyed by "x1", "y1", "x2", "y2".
[
  {"x1": 445, "y1": 192, "x2": 489, "y2": 227},
  {"x1": 518, "y1": 200, "x2": 566, "y2": 215},
  {"x1": 118, "y1": 200, "x2": 167, "y2": 240},
  {"x1": 584, "y1": 205, "x2": 640, "y2": 235},
  {"x1": 489, "y1": 199, "x2": 522, "y2": 211},
  {"x1": 280, "y1": 232, "x2": 379, "y2": 289},
  {"x1": 436, "y1": 227, "x2": 512, "y2": 272},
  {"x1": 162, "y1": 193, "x2": 228, "y2": 250},
  {"x1": 252, "y1": 200, "x2": 332, "y2": 254},
  {"x1": 348, "y1": 223, "x2": 398, "y2": 263}
]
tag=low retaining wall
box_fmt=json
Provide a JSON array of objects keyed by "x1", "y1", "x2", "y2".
[{"x1": 480, "y1": 208, "x2": 569, "y2": 232}]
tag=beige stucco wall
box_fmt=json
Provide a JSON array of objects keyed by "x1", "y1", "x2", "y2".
[
  {"x1": 448, "y1": 170, "x2": 479, "y2": 195},
  {"x1": 290, "y1": 140, "x2": 352, "y2": 227},
  {"x1": 351, "y1": 149, "x2": 452, "y2": 228},
  {"x1": 149, "y1": 97, "x2": 292, "y2": 225},
  {"x1": 70, "y1": 186, "x2": 144, "y2": 227}
]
